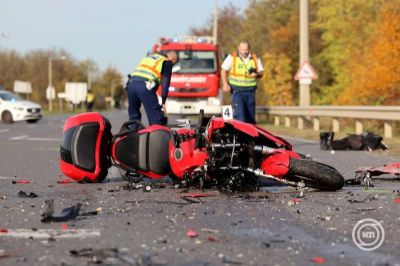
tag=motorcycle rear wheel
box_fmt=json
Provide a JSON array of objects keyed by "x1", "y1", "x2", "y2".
[{"x1": 287, "y1": 158, "x2": 344, "y2": 191}]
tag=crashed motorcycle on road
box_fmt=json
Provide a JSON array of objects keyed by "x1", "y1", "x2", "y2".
[{"x1": 60, "y1": 111, "x2": 344, "y2": 191}]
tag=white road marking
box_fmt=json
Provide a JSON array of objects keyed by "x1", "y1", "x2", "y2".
[
  {"x1": 0, "y1": 129, "x2": 10, "y2": 133},
  {"x1": 9, "y1": 135, "x2": 28, "y2": 140},
  {"x1": 8, "y1": 135, "x2": 60, "y2": 142},
  {"x1": 27, "y1": 137, "x2": 60, "y2": 142},
  {"x1": 0, "y1": 229, "x2": 101, "y2": 239},
  {"x1": 0, "y1": 176, "x2": 14, "y2": 180}
]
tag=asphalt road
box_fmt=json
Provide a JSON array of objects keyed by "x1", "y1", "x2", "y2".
[{"x1": 0, "y1": 110, "x2": 399, "y2": 266}]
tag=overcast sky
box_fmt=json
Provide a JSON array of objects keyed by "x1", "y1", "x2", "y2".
[{"x1": 0, "y1": 0, "x2": 249, "y2": 76}]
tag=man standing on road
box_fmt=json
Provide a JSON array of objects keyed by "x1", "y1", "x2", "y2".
[
  {"x1": 126, "y1": 51, "x2": 178, "y2": 125},
  {"x1": 85, "y1": 89, "x2": 95, "y2": 112},
  {"x1": 221, "y1": 40, "x2": 263, "y2": 124}
]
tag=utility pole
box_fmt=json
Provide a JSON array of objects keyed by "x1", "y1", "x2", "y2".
[
  {"x1": 47, "y1": 56, "x2": 66, "y2": 111},
  {"x1": 213, "y1": 0, "x2": 218, "y2": 45},
  {"x1": 48, "y1": 59, "x2": 53, "y2": 112},
  {"x1": 110, "y1": 80, "x2": 115, "y2": 110},
  {"x1": 87, "y1": 61, "x2": 92, "y2": 91},
  {"x1": 299, "y1": 0, "x2": 310, "y2": 106}
]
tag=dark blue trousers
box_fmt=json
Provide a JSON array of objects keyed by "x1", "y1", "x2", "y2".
[
  {"x1": 126, "y1": 80, "x2": 165, "y2": 125},
  {"x1": 231, "y1": 87, "x2": 256, "y2": 124}
]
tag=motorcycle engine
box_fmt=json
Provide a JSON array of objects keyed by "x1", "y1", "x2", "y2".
[{"x1": 206, "y1": 127, "x2": 261, "y2": 191}]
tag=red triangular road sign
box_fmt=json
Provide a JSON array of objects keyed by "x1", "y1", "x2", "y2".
[{"x1": 295, "y1": 60, "x2": 318, "y2": 80}]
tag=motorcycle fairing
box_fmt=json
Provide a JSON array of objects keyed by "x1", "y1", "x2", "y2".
[
  {"x1": 60, "y1": 112, "x2": 111, "y2": 182},
  {"x1": 356, "y1": 162, "x2": 400, "y2": 176},
  {"x1": 169, "y1": 138, "x2": 208, "y2": 178},
  {"x1": 207, "y1": 118, "x2": 292, "y2": 149},
  {"x1": 207, "y1": 118, "x2": 259, "y2": 139},
  {"x1": 261, "y1": 150, "x2": 301, "y2": 178}
]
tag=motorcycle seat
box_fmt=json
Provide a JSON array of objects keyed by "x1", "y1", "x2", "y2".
[{"x1": 114, "y1": 128, "x2": 171, "y2": 175}]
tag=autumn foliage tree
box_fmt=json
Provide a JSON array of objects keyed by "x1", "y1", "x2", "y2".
[
  {"x1": 312, "y1": 0, "x2": 385, "y2": 104},
  {"x1": 338, "y1": 2, "x2": 400, "y2": 105},
  {"x1": 191, "y1": 0, "x2": 400, "y2": 107},
  {"x1": 261, "y1": 52, "x2": 294, "y2": 106}
]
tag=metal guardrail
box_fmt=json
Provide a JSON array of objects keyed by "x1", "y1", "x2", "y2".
[{"x1": 256, "y1": 106, "x2": 400, "y2": 138}]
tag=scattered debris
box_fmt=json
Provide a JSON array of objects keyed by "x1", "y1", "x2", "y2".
[
  {"x1": 57, "y1": 178, "x2": 73, "y2": 184},
  {"x1": 311, "y1": 256, "x2": 325, "y2": 264},
  {"x1": 181, "y1": 193, "x2": 215, "y2": 198},
  {"x1": 348, "y1": 195, "x2": 379, "y2": 204},
  {"x1": 60, "y1": 224, "x2": 69, "y2": 230},
  {"x1": 349, "y1": 208, "x2": 377, "y2": 214},
  {"x1": 0, "y1": 229, "x2": 100, "y2": 239},
  {"x1": 207, "y1": 236, "x2": 217, "y2": 242},
  {"x1": 18, "y1": 190, "x2": 38, "y2": 198},
  {"x1": 221, "y1": 255, "x2": 243, "y2": 265},
  {"x1": 186, "y1": 229, "x2": 198, "y2": 238},
  {"x1": 122, "y1": 181, "x2": 168, "y2": 191},
  {"x1": 12, "y1": 180, "x2": 31, "y2": 184},
  {"x1": 0, "y1": 195, "x2": 5, "y2": 200},
  {"x1": 288, "y1": 198, "x2": 301, "y2": 206},
  {"x1": 123, "y1": 182, "x2": 139, "y2": 191},
  {"x1": 126, "y1": 199, "x2": 197, "y2": 206},
  {"x1": 181, "y1": 197, "x2": 200, "y2": 204},
  {"x1": 201, "y1": 228, "x2": 219, "y2": 234},
  {"x1": 317, "y1": 215, "x2": 332, "y2": 221},
  {"x1": 70, "y1": 248, "x2": 137, "y2": 265},
  {"x1": 0, "y1": 249, "x2": 20, "y2": 260},
  {"x1": 80, "y1": 207, "x2": 102, "y2": 216},
  {"x1": 261, "y1": 242, "x2": 271, "y2": 248},
  {"x1": 41, "y1": 199, "x2": 81, "y2": 223}
]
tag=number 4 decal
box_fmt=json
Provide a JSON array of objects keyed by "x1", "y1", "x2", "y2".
[{"x1": 222, "y1": 105, "x2": 233, "y2": 120}]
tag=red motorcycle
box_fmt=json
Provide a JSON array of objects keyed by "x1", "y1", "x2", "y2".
[{"x1": 60, "y1": 111, "x2": 344, "y2": 191}]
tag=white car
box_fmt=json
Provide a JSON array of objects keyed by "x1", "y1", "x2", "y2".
[{"x1": 0, "y1": 90, "x2": 42, "y2": 124}]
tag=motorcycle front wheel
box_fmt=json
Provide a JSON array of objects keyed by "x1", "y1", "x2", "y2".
[{"x1": 287, "y1": 158, "x2": 344, "y2": 191}]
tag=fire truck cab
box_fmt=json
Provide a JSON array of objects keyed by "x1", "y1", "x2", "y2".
[{"x1": 154, "y1": 36, "x2": 222, "y2": 117}]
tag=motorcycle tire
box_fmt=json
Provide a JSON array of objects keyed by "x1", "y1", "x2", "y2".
[{"x1": 287, "y1": 158, "x2": 344, "y2": 191}]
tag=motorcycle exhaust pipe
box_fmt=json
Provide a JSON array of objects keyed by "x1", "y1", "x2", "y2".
[
  {"x1": 253, "y1": 145, "x2": 277, "y2": 155},
  {"x1": 245, "y1": 168, "x2": 304, "y2": 188},
  {"x1": 218, "y1": 166, "x2": 303, "y2": 188}
]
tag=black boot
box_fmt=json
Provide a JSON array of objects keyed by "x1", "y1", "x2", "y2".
[
  {"x1": 320, "y1": 131, "x2": 334, "y2": 150},
  {"x1": 320, "y1": 132, "x2": 330, "y2": 150},
  {"x1": 327, "y1": 131, "x2": 334, "y2": 149}
]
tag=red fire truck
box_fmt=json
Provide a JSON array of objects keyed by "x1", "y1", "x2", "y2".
[{"x1": 153, "y1": 36, "x2": 222, "y2": 119}]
